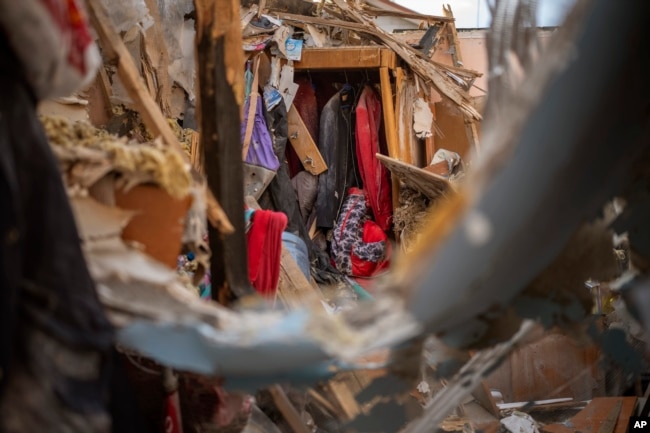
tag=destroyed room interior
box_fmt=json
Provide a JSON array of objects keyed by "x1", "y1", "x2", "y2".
[{"x1": 0, "y1": 0, "x2": 649, "y2": 432}]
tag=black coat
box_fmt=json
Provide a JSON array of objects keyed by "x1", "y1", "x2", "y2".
[{"x1": 0, "y1": 36, "x2": 113, "y2": 402}]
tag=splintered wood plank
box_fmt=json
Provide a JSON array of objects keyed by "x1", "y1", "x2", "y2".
[
  {"x1": 292, "y1": 47, "x2": 388, "y2": 70},
  {"x1": 472, "y1": 381, "x2": 501, "y2": 418},
  {"x1": 195, "y1": 0, "x2": 253, "y2": 302},
  {"x1": 376, "y1": 153, "x2": 451, "y2": 200},
  {"x1": 277, "y1": 245, "x2": 320, "y2": 309},
  {"x1": 425, "y1": 89, "x2": 437, "y2": 164},
  {"x1": 379, "y1": 66, "x2": 401, "y2": 211},
  {"x1": 287, "y1": 104, "x2": 327, "y2": 175},
  {"x1": 542, "y1": 397, "x2": 636, "y2": 433},
  {"x1": 327, "y1": 379, "x2": 361, "y2": 421},
  {"x1": 269, "y1": 385, "x2": 311, "y2": 433},
  {"x1": 380, "y1": 67, "x2": 399, "y2": 159}
]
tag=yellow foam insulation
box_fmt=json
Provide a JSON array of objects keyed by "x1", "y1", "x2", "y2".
[
  {"x1": 131, "y1": 116, "x2": 193, "y2": 158},
  {"x1": 394, "y1": 187, "x2": 430, "y2": 253},
  {"x1": 42, "y1": 116, "x2": 191, "y2": 199}
]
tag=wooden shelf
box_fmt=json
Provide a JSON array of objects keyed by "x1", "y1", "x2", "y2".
[{"x1": 292, "y1": 46, "x2": 396, "y2": 70}]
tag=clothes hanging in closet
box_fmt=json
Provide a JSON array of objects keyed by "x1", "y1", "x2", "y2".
[
  {"x1": 355, "y1": 85, "x2": 392, "y2": 231},
  {"x1": 315, "y1": 85, "x2": 360, "y2": 230}
]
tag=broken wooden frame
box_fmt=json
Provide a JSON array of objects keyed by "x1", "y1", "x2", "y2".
[
  {"x1": 194, "y1": 0, "x2": 256, "y2": 303},
  {"x1": 275, "y1": 6, "x2": 482, "y2": 167}
]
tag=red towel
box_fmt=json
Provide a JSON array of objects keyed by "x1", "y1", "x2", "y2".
[{"x1": 247, "y1": 210, "x2": 288, "y2": 295}]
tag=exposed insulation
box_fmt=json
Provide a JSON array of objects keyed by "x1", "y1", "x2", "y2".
[
  {"x1": 42, "y1": 115, "x2": 191, "y2": 198},
  {"x1": 394, "y1": 187, "x2": 431, "y2": 253}
]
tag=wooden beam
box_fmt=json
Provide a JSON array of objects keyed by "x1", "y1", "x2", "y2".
[
  {"x1": 277, "y1": 245, "x2": 321, "y2": 309},
  {"x1": 425, "y1": 89, "x2": 437, "y2": 164},
  {"x1": 472, "y1": 381, "x2": 501, "y2": 419},
  {"x1": 195, "y1": 0, "x2": 254, "y2": 303},
  {"x1": 395, "y1": 67, "x2": 404, "y2": 160},
  {"x1": 308, "y1": 388, "x2": 339, "y2": 416},
  {"x1": 380, "y1": 67, "x2": 401, "y2": 211},
  {"x1": 360, "y1": 6, "x2": 453, "y2": 23},
  {"x1": 380, "y1": 48, "x2": 397, "y2": 69},
  {"x1": 287, "y1": 105, "x2": 327, "y2": 175},
  {"x1": 269, "y1": 385, "x2": 312, "y2": 433},
  {"x1": 326, "y1": 380, "x2": 361, "y2": 421},
  {"x1": 465, "y1": 121, "x2": 481, "y2": 154},
  {"x1": 292, "y1": 47, "x2": 391, "y2": 70},
  {"x1": 380, "y1": 67, "x2": 399, "y2": 159}
]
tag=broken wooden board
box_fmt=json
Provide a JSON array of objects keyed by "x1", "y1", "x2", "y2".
[
  {"x1": 379, "y1": 67, "x2": 401, "y2": 211},
  {"x1": 541, "y1": 397, "x2": 637, "y2": 433},
  {"x1": 277, "y1": 244, "x2": 322, "y2": 309},
  {"x1": 471, "y1": 381, "x2": 501, "y2": 419},
  {"x1": 327, "y1": 378, "x2": 362, "y2": 421},
  {"x1": 376, "y1": 153, "x2": 452, "y2": 200},
  {"x1": 287, "y1": 104, "x2": 327, "y2": 175},
  {"x1": 269, "y1": 385, "x2": 311, "y2": 433}
]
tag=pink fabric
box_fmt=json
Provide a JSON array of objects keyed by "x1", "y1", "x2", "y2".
[{"x1": 355, "y1": 86, "x2": 393, "y2": 231}]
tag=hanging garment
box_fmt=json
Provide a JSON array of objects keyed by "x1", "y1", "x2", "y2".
[
  {"x1": 241, "y1": 57, "x2": 280, "y2": 172},
  {"x1": 315, "y1": 86, "x2": 359, "y2": 229},
  {"x1": 0, "y1": 33, "x2": 116, "y2": 431},
  {"x1": 291, "y1": 171, "x2": 318, "y2": 225},
  {"x1": 355, "y1": 85, "x2": 393, "y2": 231},
  {"x1": 246, "y1": 209, "x2": 288, "y2": 295},
  {"x1": 331, "y1": 188, "x2": 389, "y2": 277},
  {"x1": 241, "y1": 94, "x2": 280, "y2": 171},
  {"x1": 260, "y1": 102, "x2": 344, "y2": 285}
]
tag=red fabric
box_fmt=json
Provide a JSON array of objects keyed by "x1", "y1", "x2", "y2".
[
  {"x1": 355, "y1": 86, "x2": 393, "y2": 231},
  {"x1": 41, "y1": 0, "x2": 94, "y2": 75},
  {"x1": 164, "y1": 391, "x2": 184, "y2": 433},
  {"x1": 351, "y1": 220, "x2": 391, "y2": 277},
  {"x1": 246, "y1": 210, "x2": 288, "y2": 295}
]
